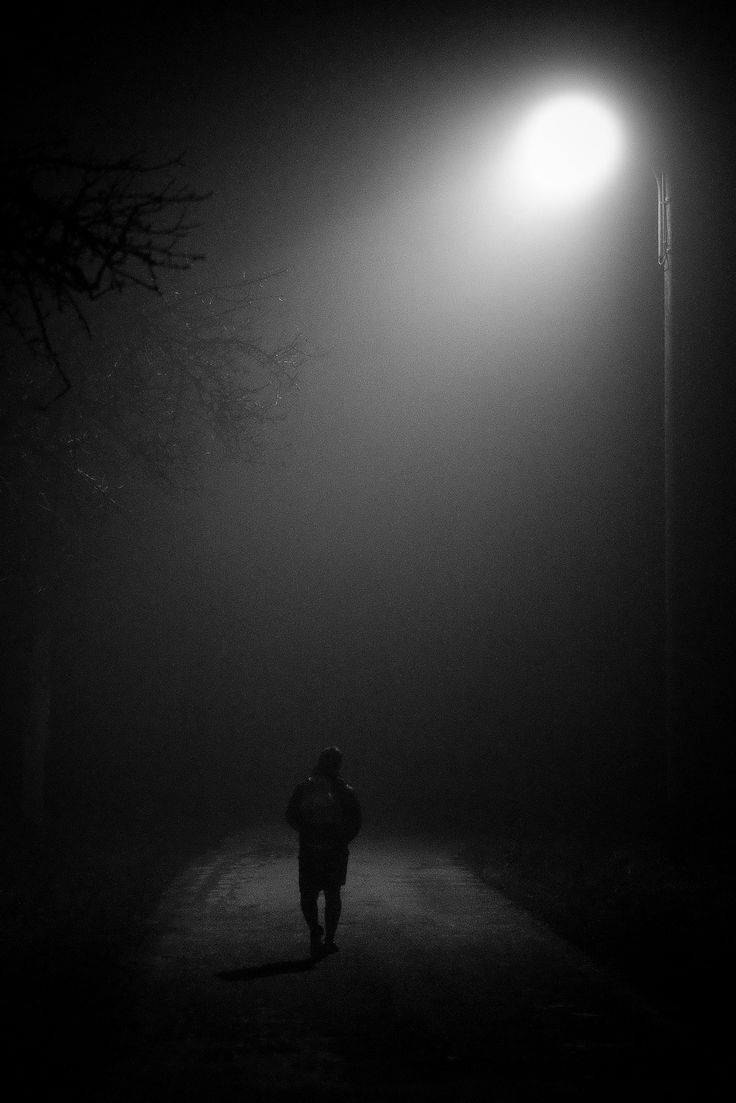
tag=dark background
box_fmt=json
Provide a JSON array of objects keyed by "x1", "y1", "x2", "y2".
[{"x1": 2, "y1": 0, "x2": 734, "y2": 842}]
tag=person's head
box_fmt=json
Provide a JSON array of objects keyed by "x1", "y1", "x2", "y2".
[{"x1": 315, "y1": 745, "x2": 342, "y2": 779}]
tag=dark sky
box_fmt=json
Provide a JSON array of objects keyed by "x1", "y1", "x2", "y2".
[{"x1": 6, "y1": 1, "x2": 735, "y2": 832}]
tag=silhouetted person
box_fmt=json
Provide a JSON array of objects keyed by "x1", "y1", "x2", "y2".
[{"x1": 285, "y1": 745, "x2": 362, "y2": 959}]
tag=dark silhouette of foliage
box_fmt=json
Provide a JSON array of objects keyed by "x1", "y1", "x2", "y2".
[
  {"x1": 0, "y1": 145, "x2": 304, "y2": 824},
  {"x1": 0, "y1": 145, "x2": 209, "y2": 401},
  {"x1": 0, "y1": 144, "x2": 303, "y2": 542},
  {"x1": 1, "y1": 277, "x2": 303, "y2": 586}
]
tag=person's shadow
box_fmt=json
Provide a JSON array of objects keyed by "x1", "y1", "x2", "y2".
[{"x1": 216, "y1": 957, "x2": 317, "y2": 981}]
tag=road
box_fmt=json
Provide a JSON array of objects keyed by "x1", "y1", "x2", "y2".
[{"x1": 101, "y1": 825, "x2": 707, "y2": 1101}]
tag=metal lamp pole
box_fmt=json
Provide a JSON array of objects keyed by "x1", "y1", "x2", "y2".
[{"x1": 655, "y1": 169, "x2": 676, "y2": 811}]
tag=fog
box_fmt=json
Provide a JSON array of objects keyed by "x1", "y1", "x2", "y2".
[{"x1": 3, "y1": 1, "x2": 734, "y2": 843}]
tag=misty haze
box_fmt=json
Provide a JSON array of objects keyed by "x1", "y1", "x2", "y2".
[{"x1": 2, "y1": 2, "x2": 734, "y2": 1100}]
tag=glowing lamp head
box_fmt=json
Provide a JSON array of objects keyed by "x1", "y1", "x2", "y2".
[{"x1": 510, "y1": 92, "x2": 623, "y2": 205}]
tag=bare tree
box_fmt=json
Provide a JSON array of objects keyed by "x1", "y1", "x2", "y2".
[
  {"x1": 2, "y1": 278, "x2": 303, "y2": 824},
  {"x1": 1, "y1": 146, "x2": 304, "y2": 824}
]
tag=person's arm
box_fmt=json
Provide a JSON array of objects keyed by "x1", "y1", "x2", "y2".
[{"x1": 285, "y1": 784, "x2": 303, "y2": 831}]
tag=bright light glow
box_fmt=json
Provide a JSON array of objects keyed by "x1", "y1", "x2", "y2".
[{"x1": 509, "y1": 93, "x2": 623, "y2": 205}]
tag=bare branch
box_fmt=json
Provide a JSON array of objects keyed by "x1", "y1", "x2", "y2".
[{"x1": 1, "y1": 144, "x2": 210, "y2": 389}]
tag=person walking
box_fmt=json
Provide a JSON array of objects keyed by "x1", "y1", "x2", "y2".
[{"x1": 285, "y1": 745, "x2": 362, "y2": 959}]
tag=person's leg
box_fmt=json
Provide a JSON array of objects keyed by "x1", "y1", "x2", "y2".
[
  {"x1": 323, "y1": 886, "x2": 342, "y2": 950},
  {"x1": 300, "y1": 888, "x2": 321, "y2": 931},
  {"x1": 300, "y1": 887, "x2": 324, "y2": 956}
]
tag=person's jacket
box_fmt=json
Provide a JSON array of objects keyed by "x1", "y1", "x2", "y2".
[{"x1": 285, "y1": 773, "x2": 362, "y2": 851}]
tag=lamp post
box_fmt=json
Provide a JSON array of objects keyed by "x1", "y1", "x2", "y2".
[
  {"x1": 510, "y1": 95, "x2": 677, "y2": 817},
  {"x1": 656, "y1": 168, "x2": 676, "y2": 812}
]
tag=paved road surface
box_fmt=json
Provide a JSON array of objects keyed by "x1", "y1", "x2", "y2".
[{"x1": 102, "y1": 825, "x2": 708, "y2": 1101}]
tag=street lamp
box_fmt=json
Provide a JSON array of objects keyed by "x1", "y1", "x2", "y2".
[
  {"x1": 510, "y1": 92, "x2": 624, "y2": 204},
  {"x1": 510, "y1": 92, "x2": 676, "y2": 811}
]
